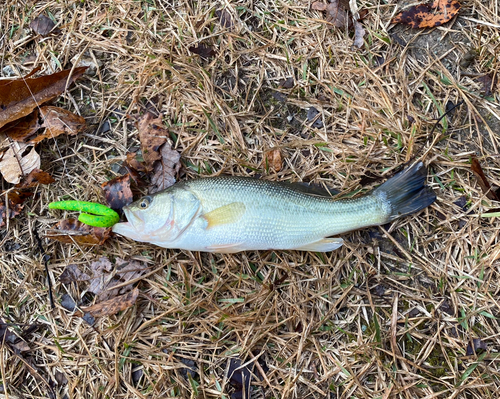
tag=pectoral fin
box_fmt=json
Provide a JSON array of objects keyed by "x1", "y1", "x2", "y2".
[
  {"x1": 202, "y1": 202, "x2": 246, "y2": 229},
  {"x1": 294, "y1": 237, "x2": 344, "y2": 252}
]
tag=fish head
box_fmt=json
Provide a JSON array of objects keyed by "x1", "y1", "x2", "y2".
[{"x1": 112, "y1": 187, "x2": 200, "y2": 246}]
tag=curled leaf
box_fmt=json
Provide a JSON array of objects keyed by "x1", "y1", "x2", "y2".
[
  {"x1": 45, "y1": 218, "x2": 112, "y2": 245},
  {"x1": 102, "y1": 174, "x2": 133, "y2": 211},
  {"x1": 83, "y1": 287, "x2": 139, "y2": 317},
  {"x1": 0, "y1": 67, "x2": 87, "y2": 129}
]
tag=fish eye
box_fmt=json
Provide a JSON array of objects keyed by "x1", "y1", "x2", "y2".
[{"x1": 139, "y1": 196, "x2": 152, "y2": 209}]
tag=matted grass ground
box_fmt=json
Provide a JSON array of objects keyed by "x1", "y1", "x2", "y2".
[{"x1": 1, "y1": 0, "x2": 500, "y2": 398}]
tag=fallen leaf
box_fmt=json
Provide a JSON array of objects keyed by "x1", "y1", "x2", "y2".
[
  {"x1": 88, "y1": 257, "x2": 148, "y2": 301},
  {"x1": 137, "y1": 111, "x2": 169, "y2": 168},
  {"x1": 312, "y1": 0, "x2": 348, "y2": 27},
  {"x1": 122, "y1": 152, "x2": 148, "y2": 187},
  {"x1": 466, "y1": 338, "x2": 488, "y2": 356},
  {"x1": 0, "y1": 319, "x2": 19, "y2": 344},
  {"x1": 265, "y1": 148, "x2": 282, "y2": 172},
  {"x1": 391, "y1": 0, "x2": 461, "y2": 29},
  {"x1": 228, "y1": 358, "x2": 252, "y2": 399},
  {"x1": 125, "y1": 152, "x2": 148, "y2": 173},
  {"x1": 45, "y1": 218, "x2": 112, "y2": 245},
  {"x1": 149, "y1": 142, "x2": 181, "y2": 194},
  {"x1": 59, "y1": 264, "x2": 91, "y2": 284},
  {"x1": 0, "y1": 66, "x2": 87, "y2": 129},
  {"x1": 476, "y1": 73, "x2": 497, "y2": 97},
  {"x1": 279, "y1": 77, "x2": 294, "y2": 89},
  {"x1": 307, "y1": 107, "x2": 324, "y2": 128},
  {"x1": 189, "y1": 44, "x2": 217, "y2": 59},
  {"x1": 17, "y1": 168, "x2": 55, "y2": 188},
  {"x1": 60, "y1": 294, "x2": 77, "y2": 311},
  {"x1": 37, "y1": 106, "x2": 86, "y2": 141},
  {"x1": 0, "y1": 141, "x2": 40, "y2": 184},
  {"x1": 1, "y1": 109, "x2": 42, "y2": 142},
  {"x1": 83, "y1": 287, "x2": 139, "y2": 317},
  {"x1": 30, "y1": 14, "x2": 60, "y2": 37},
  {"x1": 101, "y1": 174, "x2": 133, "y2": 211},
  {"x1": 471, "y1": 157, "x2": 499, "y2": 201},
  {"x1": 216, "y1": 9, "x2": 234, "y2": 29}
]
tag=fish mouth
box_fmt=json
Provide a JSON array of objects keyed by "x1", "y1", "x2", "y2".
[{"x1": 111, "y1": 207, "x2": 145, "y2": 240}]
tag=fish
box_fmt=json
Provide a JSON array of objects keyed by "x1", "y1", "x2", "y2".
[{"x1": 112, "y1": 161, "x2": 436, "y2": 253}]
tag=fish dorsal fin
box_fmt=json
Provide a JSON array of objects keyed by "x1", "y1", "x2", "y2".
[
  {"x1": 281, "y1": 181, "x2": 340, "y2": 197},
  {"x1": 202, "y1": 202, "x2": 246, "y2": 229}
]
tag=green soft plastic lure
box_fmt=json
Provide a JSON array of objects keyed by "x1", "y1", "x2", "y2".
[{"x1": 48, "y1": 201, "x2": 120, "y2": 228}]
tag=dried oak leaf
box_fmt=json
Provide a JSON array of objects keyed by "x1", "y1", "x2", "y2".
[
  {"x1": 59, "y1": 264, "x2": 91, "y2": 284},
  {"x1": 466, "y1": 338, "x2": 488, "y2": 356},
  {"x1": 476, "y1": 73, "x2": 497, "y2": 97},
  {"x1": 265, "y1": 148, "x2": 282, "y2": 172},
  {"x1": 0, "y1": 200, "x2": 23, "y2": 228},
  {"x1": 83, "y1": 287, "x2": 139, "y2": 318},
  {"x1": 189, "y1": 44, "x2": 217, "y2": 59},
  {"x1": 0, "y1": 139, "x2": 40, "y2": 184},
  {"x1": 89, "y1": 257, "x2": 147, "y2": 301},
  {"x1": 471, "y1": 157, "x2": 500, "y2": 201},
  {"x1": 137, "y1": 111, "x2": 169, "y2": 168},
  {"x1": 391, "y1": 0, "x2": 461, "y2": 29},
  {"x1": 101, "y1": 174, "x2": 133, "y2": 211},
  {"x1": 30, "y1": 14, "x2": 60, "y2": 37},
  {"x1": 0, "y1": 67, "x2": 87, "y2": 129},
  {"x1": 216, "y1": 9, "x2": 234, "y2": 29},
  {"x1": 17, "y1": 168, "x2": 55, "y2": 188},
  {"x1": 312, "y1": 0, "x2": 348, "y2": 27},
  {"x1": 4, "y1": 106, "x2": 86, "y2": 144},
  {"x1": 149, "y1": 142, "x2": 181, "y2": 194},
  {"x1": 45, "y1": 218, "x2": 112, "y2": 246}
]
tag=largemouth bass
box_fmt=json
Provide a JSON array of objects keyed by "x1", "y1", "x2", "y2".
[{"x1": 112, "y1": 162, "x2": 436, "y2": 252}]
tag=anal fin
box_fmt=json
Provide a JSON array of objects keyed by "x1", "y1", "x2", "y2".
[
  {"x1": 205, "y1": 242, "x2": 245, "y2": 253},
  {"x1": 294, "y1": 237, "x2": 344, "y2": 252}
]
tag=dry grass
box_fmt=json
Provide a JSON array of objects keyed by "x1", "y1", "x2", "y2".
[{"x1": 1, "y1": 0, "x2": 500, "y2": 398}]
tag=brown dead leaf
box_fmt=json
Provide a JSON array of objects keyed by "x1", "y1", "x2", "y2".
[
  {"x1": 476, "y1": 73, "x2": 497, "y2": 97},
  {"x1": 102, "y1": 174, "x2": 134, "y2": 211},
  {"x1": 17, "y1": 168, "x2": 55, "y2": 188},
  {"x1": 45, "y1": 219, "x2": 112, "y2": 245},
  {"x1": 1, "y1": 109, "x2": 42, "y2": 141},
  {"x1": 59, "y1": 264, "x2": 91, "y2": 284},
  {"x1": 391, "y1": 0, "x2": 461, "y2": 29},
  {"x1": 3, "y1": 106, "x2": 86, "y2": 144},
  {"x1": 0, "y1": 66, "x2": 87, "y2": 129},
  {"x1": 88, "y1": 257, "x2": 148, "y2": 301},
  {"x1": 189, "y1": 44, "x2": 217, "y2": 59},
  {"x1": 216, "y1": 9, "x2": 234, "y2": 29},
  {"x1": 471, "y1": 157, "x2": 500, "y2": 201},
  {"x1": 137, "y1": 111, "x2": 169, "y2": 168},
  {"x1": 312, "y1": 1, "x2": 365, "y2": 47},
  {"x1": 0, "y1": 140, "x2": 40, "y2": 184},
  {"x1": 149, "y1": 142, "x2": 181, "y2": 194},
  {"x1": 312, "y1": 0, "x2": 348, "y2": 27},
  {"x1": 0, "y1": 197, "x2": 24, "y2": 228},
  {"x1": 83, "y1": 287, "x2": 139, "y2": 318},
  {"x1": 30, "y1": 14, "x2": 60, "y2": 37},
  {"x1": 265, "y1": 148, "x2": 282, "y2": 172}
]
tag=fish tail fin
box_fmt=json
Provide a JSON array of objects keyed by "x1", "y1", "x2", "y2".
[{"x1": 373, "y1": 161, "x2": 436, "y2": 222}]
